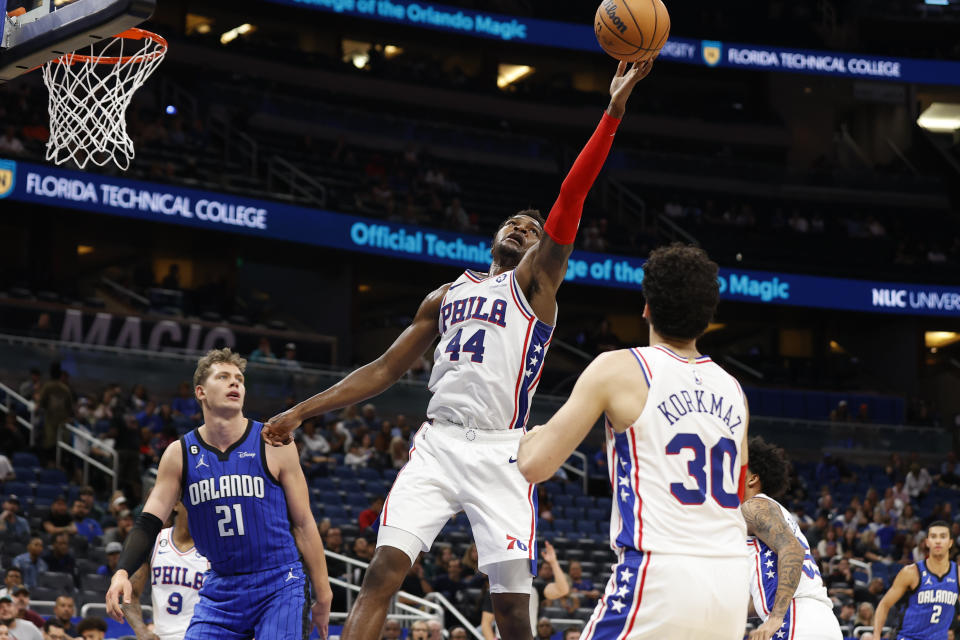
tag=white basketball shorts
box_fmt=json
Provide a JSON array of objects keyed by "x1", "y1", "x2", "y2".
[
  {"x1": 771, "y1": 597, "x2": 844, "y2": 640},
  {"x1": 379, "y1": 420, "x2": 538, "y2": 572},
  {"x1": 581, "y1": 551, "x2": 751, "y2": 640}
]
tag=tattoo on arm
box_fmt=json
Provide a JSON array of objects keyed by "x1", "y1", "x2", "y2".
[{"x1": 742, "y1": 498, "x2": 805, "y2": 621}]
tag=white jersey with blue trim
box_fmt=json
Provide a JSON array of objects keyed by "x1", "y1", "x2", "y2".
[
  {"x1": 606, "y1": 345, "x2": 749, "y2": 558},
  {"x1": 149, "y1": 527, "x2": 210, "y2": 640},
  {"x1": 747, "y1": 493, "x2": 832, "y2": 620},
  {"x1": 426, "y1": 269, "x2": 554, "y2": 431}
]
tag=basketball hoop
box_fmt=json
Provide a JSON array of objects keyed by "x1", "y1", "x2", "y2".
[{"x1": 41, "y1": 28, "x2": 167, "y2": 170}]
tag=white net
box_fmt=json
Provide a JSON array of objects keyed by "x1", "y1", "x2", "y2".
[{"x1": 41, "y1": 29, "x2": 167, "y2": 171}]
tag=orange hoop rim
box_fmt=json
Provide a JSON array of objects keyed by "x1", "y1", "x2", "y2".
[{"x1": 53, "y1": 28, "x2": 167, "y2": 65}]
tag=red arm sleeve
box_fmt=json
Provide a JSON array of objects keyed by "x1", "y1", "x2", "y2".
[{"x1": 543, "y1": 111, "x2": 622, "y2": 245}]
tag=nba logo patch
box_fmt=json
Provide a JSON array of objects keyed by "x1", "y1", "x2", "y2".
[
  {"x1": 701, "y1": 40, "x2": 723, "y2": 67},
  {"x1": 0, "y1": 159, "x2": 15, "y2": 199}
]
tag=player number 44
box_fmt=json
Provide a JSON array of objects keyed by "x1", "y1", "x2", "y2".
[
  {"x1": 445, "y1": 328, "x2": 486, "y2": 363},
  {"x1": 216, "y1": 504, "x2": 245, "y2": 537}
]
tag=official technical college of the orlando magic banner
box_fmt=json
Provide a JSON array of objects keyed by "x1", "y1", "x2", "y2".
[
  {"x1": 264, "y1": 0, "x2": 960, "y2": 86},
  {"x1": 2, "y1": 158, "x2": 959, "y2": 317}
]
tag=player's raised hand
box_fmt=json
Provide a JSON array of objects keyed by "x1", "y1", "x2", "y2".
[
  {"x1": 748, "y1": 614, "x2": 785, "y2": 640},
  {"x1": 607, "y1": 59, "x2": 654, "y2": 118},
  {"x1": 105, "y1": 570, "x2": 133, "y2": 622},
  {"x1": 311, "y1": 593, "x2": 332, "y2": 640},
  {"x1": 263, "y1": 408, "x2": 302, "y2": 446}
]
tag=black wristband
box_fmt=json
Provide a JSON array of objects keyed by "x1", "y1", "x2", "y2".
[{"x1": 117, "y1": 512, "x2": 163, "y2": 576}]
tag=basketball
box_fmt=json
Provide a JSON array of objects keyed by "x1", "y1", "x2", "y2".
[{"x1": 594, "y1": 0, "x2": 671, "y2": 62}]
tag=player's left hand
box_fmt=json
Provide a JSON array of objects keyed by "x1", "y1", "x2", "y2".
[
  {"x1": 105, "y1": 570, "x2": 132, "y2": 622},
  {"x1": 311, "y1": 592, "x2": 332, "y2": 640},
  {"x1": 263, "y1": 408, "x2": 303, "y2": 447},
  {"x1": 749, "y1": 615, "x2": 785, "y2": 640}
]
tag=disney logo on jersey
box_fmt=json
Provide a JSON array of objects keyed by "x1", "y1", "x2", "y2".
[
  {"x1": 440, "y1": 296, "x2": 508, "y2": 334},
  {"x1": 237, "y1": 451, "x2": 256, "y2": 459}
]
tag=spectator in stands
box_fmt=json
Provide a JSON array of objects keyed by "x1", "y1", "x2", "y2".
[
  {"x1": 389, "y1": 436, "x2": 409, "y2": 469},
  {"x1": 128, "y1": 384, "x2": 148, "y2": 412},
  {"x1": 535, "y1": 618, "x2": 554, "y2": 640},
  {"x1": 18, "y1": 369, "x2": 41, "y2": 402},
  {"x1": 450, "y1": 628, "x2": 467, "y2": 640},
  {"x1": 444, "y1": 198, "x2": 473, "y2": 232},
  {"x1": 805, "y1": 513, "x2": 829, "y2": 551},
  {"x1": 380, "y1": 618, "x2": 401, "y2": 640},
  {"x1": 0, "y1": 456, "x2": 12, "y2": 483},
  {"x1": 281, "y1": 343, "x2": 301, "y2": 369},
  {"x1": 426, "y1": 618, "x2": 443, "y2": 640},
  {"x1": 461, "y1": 544, "x2": 479, "y2": 577},
  {"x1": 70, "y1": 500, "x2": 101, "y2": 543},
  {"x1": 75, "y1": 617, "x2": 106, "y2": 640},
  {"x1": 568, "y1": 561, "x2": 601, "y2": 602},
  {"x1": 816, "y1": 527, "x2": 842, "y2": 560},
  {"x1": 854, "y1": 530, "x2": 890, "y2": 564},
  {"x1": 37, "y1": 363, "x2": 73, "y2": 456},
  {"x1": 300, "y1": 419, "x2": 331, "y2": 457},
  {"x1": 855, "y1": 577, "x2": 886, "y2": 608},
  {"x1": 12, "y1": 587, "x2": 44, "y2": 631},
  {"x1": 0, "y1": 595, "x2": 40, "y2": 640},
  {"x1": 398, "y1": 555, "x2": 433, "y2": 601},
  {"x1": 360, "y1": 404, "x2": 379, "y2": 431},
  {"x1": 905, "y1": 463, "x2": 932, "y2": 499},
  {"x1": 854, "y1": 601, "x2": 874, "y2": 628},
  {"x1": 135, "y1": 400, "x2": 163, "y2": 433},
  {"x1": 41, "y1": 619, "x2": 66, "y2": 640},
  {"x1": 106, "y1": 494, "x2": 127, "y2": 523},
  {"x1": 0, "y1": 497, "x2": 29, "y2": 540},
  {"x1": 563, "y1": 628, "x2": 581, "y2": 640},
  {"x1": 171, "y1": 381, "x2": 201, "y2": 423},
  {"x1": 160, "y1": 264, "x2": 180, "y2": 290},
  {"x1": 432, "y1": 557, "x2": 469, "y2": 603},
  {"x1": 836, "y1": 601, "x2": 855, "y2": 627},
  {"x1": 357, "y1": 497, "x2": 385, "y2": 531},
  {"x1": 344, "y1": 439, "x2": 372, "y2": 469},
  {"x1": 0, "y1": 127, "x2": 25, "y2": 156},
  {"x1": 0, "y1": 571, "x2": 21, "y2": 600},
  {"x1": 41, "y1": 498, "x2": 75, "y2": 537},
  {"x1": 41, "y1": 533, "x2": 76, "y2": 578},
  {"x1": 12, "y1": 539, "x2": 47, "y2": 588},
  {"x1": 74, "y1": 488, "x2": 103, "y2": 525},
  {"x1": 249, "y1": 338, "x2": 277, "y2": 364},
  {"x1": 825, "y1": 557, "x2": 855, "y2": 604},
  {"x1": 0, "y1": 414, "x2": 26, "y2": 452},
  {"x1": 409, "y1": 620, "x2": 428, "y2": 640},
  {"x1": 534, "y1": 542, "x2": 571, "y2": 614},
  {"x1": 102, "y1": 510, "x2": 133, "y2": 546},
  {"x1": 97, "y1": 542, "x2": 122, "y2": 577},
  {"x1": 48, "y1": 597, "x2": 76, "y2": 637}
]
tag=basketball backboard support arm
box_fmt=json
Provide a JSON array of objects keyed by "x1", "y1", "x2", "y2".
[{"x1": 0, "y1": 0, "x2": 155, "y2": 83}]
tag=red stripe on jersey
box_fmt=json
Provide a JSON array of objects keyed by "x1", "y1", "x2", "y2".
[
  {"x1": 636, "y1": 350, "x2": 653, "y2": 381},
  {"x1": 621, "y1": 552, "x2": 651, "y2": 640},
  {"x1": 507, "y1": 317, "x2": 536, "y2": 429},
  {"x1": 508, "y1": 272, "x2": 534, "y2": 321},
  {"x1": 789, "y1": 599, "x2": 797, "y2": 640},
  {"x1": 526, "y1": 484, "x2": 536, "y2": 565},
  {"x1": 752, "y1": 540, "x2": 770, "y2": 615},
  {"x1": 628, "y1": 428, "x2": 644, "y2": 550}
]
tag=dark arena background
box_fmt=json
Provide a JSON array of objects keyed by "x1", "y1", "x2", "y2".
[{"x1": 1, "y1": 0, "x2": 960, "y2": 638}]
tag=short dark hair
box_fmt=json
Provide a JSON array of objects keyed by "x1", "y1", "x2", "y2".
[
  {"x1": 563, "y1": 628, "x2": 581, "y2": 640},
  {"x1": 44, "y1": 619, "x2": 65, "y2": 631},
  {"x1": 498, "y1": 209, "x2": 544, "y2": 231},
  {"x1": 5, "y1": 568, "x2": 21, "y2": 578},
  {"x1": 641, "y1": 243, "x2": 719, "y2": 340},
  {"x1": 747, "y1": 436, "x2": 791, "y2": 498},
  {"x1": 77, "y1": 617, "x2": 108, "y2": 634},
  {"x1": 928, "y1": 520, "x2": 951, "y2": 533}
]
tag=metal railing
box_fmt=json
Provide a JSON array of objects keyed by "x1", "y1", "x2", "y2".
[
  {"x1": 0, "y1": 381, "x2": 36, "y2": 446},
  {"x1": 561, "y1": 451, "x2": 589, "y2": 495},
  {"x1": 209, "y1": 111, "x2": 259, "y2": 177},
  {"x1": 82, "y1": 602, "x2": 153, "y2": 619},
  {"x1": 100, "y1": 276, "x2": 150, "y2": 308},
  {"x1": 56, "y1": 423, "x2": 119, "y2": 492},
  {"x1": 268, "y1": 155, "x2": 328, "y2": 207}
]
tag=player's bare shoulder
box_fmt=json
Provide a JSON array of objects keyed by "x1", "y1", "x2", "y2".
[{"x1": 594, "y1": 348, "x2": 651, "y2": 431}]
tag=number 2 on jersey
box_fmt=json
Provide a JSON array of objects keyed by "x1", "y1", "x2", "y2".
[
  {"x1": 445, "y1": 328, "x2": 486, "y2": 363},
  {"x1": 216, "y1": 504, "x2": 245, "y2": 537},
  {"x1": 931, "y1": 604, "x2": 942, "y2": 624},
  {"x1": 665, "y1": 433, "x2": 739, "y2": 507}
]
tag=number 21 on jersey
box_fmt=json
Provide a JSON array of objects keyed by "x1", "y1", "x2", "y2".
[{"x1": 216, "y1": 504, "x2": 245, "y2": 537}]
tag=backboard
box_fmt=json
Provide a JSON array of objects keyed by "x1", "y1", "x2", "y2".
[{"x1": 1, "y1": 0, "x2": 155, "y2": 83}]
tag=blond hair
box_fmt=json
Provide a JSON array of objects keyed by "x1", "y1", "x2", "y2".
[{"x1": 193, "y1": 348, "x2": 247, "y2": 388}]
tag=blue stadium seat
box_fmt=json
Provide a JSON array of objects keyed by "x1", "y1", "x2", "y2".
[
  {"x1": 553, "y1": 518, "x2": 574, "y2": 534},
  {"x1": 3, "y1": 482, "x2": 34, "y2": 497},
  {"x1": 35, "y1": 485, "x2": 64, "y2": 500},
  {"x1": 12, "y1": 467, "x2": 35, "y2": 482},
  {"x1": 11, "y1": 453, "x2": 39, "y2": 468},
  {"x1": 356, "y1": 467, "x2": 381, "y2": 481},
  {"x1": 575, "y1": 495, "x2": 594, "y2": 509},
  {"x1": 552, "y1": 494, "x2": 574, "y2": 508},
  {"x1": 37, "y1": 469, "x2": 67, "y2": 485},
  {"x1": 587, "y1": 508, "x2": 607, "y2": 522}
]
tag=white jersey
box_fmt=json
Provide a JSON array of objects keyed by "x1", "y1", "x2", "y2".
[
  {"x1": 747, "y1": 494, "x2": 833, "y2": 619},
  {"x1": 150, "y1": 527, "x2": 210, "y2": 640},
  {"x1": 606, "y1": 345, "x2": 749, "y2": 558},
  {"x1": 427, "y1": 269, "x2": 554, "y2": 431}
]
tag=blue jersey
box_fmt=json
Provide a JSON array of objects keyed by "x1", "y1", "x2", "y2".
[
  {"x1": 898, "y1": 560, "x2": 958, "y2": 640},
  {"x1": 180, "y1": 420, "x2": 299, "y2": 575}
]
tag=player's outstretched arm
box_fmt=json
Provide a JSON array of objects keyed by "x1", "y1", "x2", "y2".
[
  {"x1": 518, "y1": 352, "x2": 618, "y2": 483},
  {"x1": 741, "y1": 497, "x2": 804, "y2": 640},
  {"x1": 873, "y1": 564, "x2": 918, "y2": 639},
  {"x1": 106, "y1": 442, "x2": 182, "y2": 622},
  {"x1": 275, "y1": 442, "x2": 333, "y2": 640},
  {"x1": 121, "y1": 563, "x2": 159, "y2": 640},
  {"x1": 263, "y1": 284, "x2": 450, "y2": 445},
  {"x1": 515, "y1": 61, "x2": 653, "y2": 313}
]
